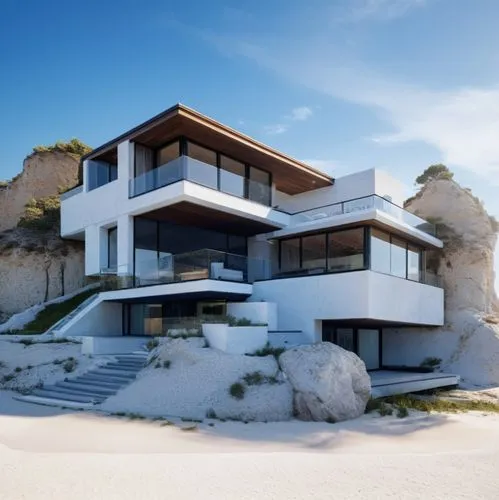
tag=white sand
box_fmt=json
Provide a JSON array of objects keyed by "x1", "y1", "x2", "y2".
[
  {"x1": 102, "y1": 338, "x2": 293, "y2": 421},
  {"x1": 0, "y1": 338, "x2": 109, "y2": 391},
  {"x1": 1, "y1": 390, "x2": 499, "y2": 499}
]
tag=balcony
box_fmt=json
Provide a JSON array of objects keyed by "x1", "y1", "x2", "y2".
[
  {"x1": 60, "y1": 184, "x2": 83, "y2": 201},
  {"x1": 99, "y1": 249, "x2": 272, "y2": 290},
  {"x1": 291, "y1": 195, "x2": 436, "y2": 236},
  {"x1": 129, "y1": 156, "x2": 271, "y2": 206}
]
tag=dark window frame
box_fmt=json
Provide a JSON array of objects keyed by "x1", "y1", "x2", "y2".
[
  {"x1": 107, "y1": 226, "x2": 118, "y2": 269},
  {"x1": 131, "y1": 136, "x2": 273, "y2": 206},
  {"x1": 87, "y1": 160, "x2": 118, "y2": 191},
  {"x1": 275, "y1": 225, "x2": 426, "y2": 283}
]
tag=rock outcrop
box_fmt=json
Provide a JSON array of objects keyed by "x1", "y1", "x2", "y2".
[
  {"x1": 279, "y1": 343, "x2": 371, "y2": 422},
  {"x1": 0, "y1": 150, "x2": 85, "y2": 319},
  {"x1": 0, "y1": 151, "x2": 79, "y2": 232},
  {"x1": 383, "y1": 178, "x2": 499, "y2": 386}
]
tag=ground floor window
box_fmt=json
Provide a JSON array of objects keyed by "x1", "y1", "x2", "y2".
[
  {"x1": 122, "y1": 299, "x2": 228, "y2": 336},
  {"x1": 322, "y1": 322, "x2": 381, "y2": 371}
]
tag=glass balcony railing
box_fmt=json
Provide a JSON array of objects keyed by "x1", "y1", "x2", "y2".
[
  {"x1": 60, "y1": 184, "x2": 83, "y2": 201},
  {"x1": 291, "y1": 195, "x2": 436, "y2": 236},
  {"x1": 129, "y1": 156, "x2": 272, "y2": 206},
  {"x1": 99, "y1": 249, "x2": 272, "y2": 290}
]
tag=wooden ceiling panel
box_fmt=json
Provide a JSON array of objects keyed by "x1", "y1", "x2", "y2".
[
  {"x1": 143, "y1": 201, "x2": 279, "y2": 236},
  {"x1": 86, "y1": 105, "x2": 333, "y2": 195}
]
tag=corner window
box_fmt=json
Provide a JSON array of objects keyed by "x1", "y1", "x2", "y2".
[
  {"x1": 248, "y1": 166, "x2": 271, "y2": 206},
  {"x1": 220, "y1": 155, "x2": 245, "y2": 197},
  {"x1": 370, "y1": 228, "x2": 391, "y2": 275},
  {"x1": 408, "y1": 244, "x2": 421, "y2": 282},
  {"x1": 391, "y1": 236, "x2": 407, "y2": 278},
  {"x1": 87, "y1": 160, "x2": 118, "y2": 191}
]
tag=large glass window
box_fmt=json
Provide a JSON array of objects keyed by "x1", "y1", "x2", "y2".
[
  {"x1": 108, "y1": 227, "x2": 117, "y2": 270},
  {"x1": 328, "y1": 228, "x2": 365, "y2": 272},
  {"x1": 134, "y1": 219, "x2": 159, "y2": 285},
  {"x1": 186, "y1": 142, "x2": 217, "y2": 167},
  {"x1": 280, "y1": 238, "x2": 301, "y2": 273},
  {"x1": 156, "y1": 141, "x2": 180, "y2": 167},
  {"x1": 220, "y1": 155, "x2": 245, "y2": 197},
  {"x1": 408, "y1": 244, "x2": 421, "y2": 282},
  {"x1": 370, "y1": 228, "x2": 391, "y2": 275},
  {"x1": 248, "y1": 166, "x2": 271, "y2": 206},
  {"x1": 302, "y1": 234, "x2": 326, "y2": 271},
  {"x1": 391, "y1": 236, "x2": 407, "y2": 278}
]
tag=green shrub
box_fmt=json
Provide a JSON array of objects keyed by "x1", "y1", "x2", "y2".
[
  {"x1": 14, "y1": 367, "x2": 22, "y2": 373},
  {"x1": 2, "y1": 374, "x2": 15, "y2": 383},
  {"x1": 17, "y1": 195, "x2": 61, "y2": 231},
  {"x1": 19, "y1": 289, "x2": 96, "y2": 334},
  {"x1": 62, "y1": 358, "x2": 77, "y2": 373},
  {"x1": 206, "y1": 408, "x2": 217, "y2": 419},
  {"x1": 242, "y1": 371, "x2": 265, "y2": 386},
  {"x1": 378, "y1": 402, "x2": 394, "y2": 417},
  {"x1": 146, "y1": 339, "x2": 159, "y2": 351},
  {"x1": 229, "y1": 382, "x2": 246, "y2": 400},
  {"x1": 163, "y1": 360, "x2": 171, "y2": 369},
  {"x1": 415, "y1": 164, "x2": 454, "y2": 185},
  {"x1": 250, "y1": 343, "x2": 285, "y2": 359},
  {"x1": 33, "y1": 138, "x2": 92, "y2": 157},
  {"x1": 396, "y1": 406, "x2": 409, "y2": 418},
  {"x1": 19, "y1": 338, "x2": 35, "y2": 347},
  {"x1": 420, "y1": 357, "x2": 442, "y2": 371}
]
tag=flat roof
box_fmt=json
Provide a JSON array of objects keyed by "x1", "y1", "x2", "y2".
[{"x1": 84, "y1": 103, "x2": 334, "y2": 194}]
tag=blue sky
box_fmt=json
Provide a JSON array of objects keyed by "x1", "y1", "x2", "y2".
[{"x1": 1, "y1": 0, "x2": 499, "y2": 283}]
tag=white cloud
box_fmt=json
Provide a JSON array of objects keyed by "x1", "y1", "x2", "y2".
[
  {"x1": 263, "y1": 123, "x2": 288, "y2": 135},
  {"x1": 290, "y1": 106, "x2": 313, "y2": 121},
  {"x1": 218, "y1": 38, "x2": 499, "y2": 177},
  {"x1": 347, "y1": 0, "x2": 428, "y2": 21}
]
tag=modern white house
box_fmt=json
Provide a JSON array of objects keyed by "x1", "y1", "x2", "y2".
[{"x1": 57, "y1": 103, "x2": 445, "y2": 375}]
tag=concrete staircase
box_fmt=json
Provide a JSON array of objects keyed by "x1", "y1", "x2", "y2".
[{"x1": 19, "y1": 351, "x2": 148, "y2": 408}]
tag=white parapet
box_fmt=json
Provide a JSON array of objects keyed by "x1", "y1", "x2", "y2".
[{"x1": 202, "y1": 324, "x2": 268, "y2": 354}]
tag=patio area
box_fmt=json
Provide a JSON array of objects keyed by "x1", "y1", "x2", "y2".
[{"x1": 370, "y1": 371, "x2": 460, "y2": 398}]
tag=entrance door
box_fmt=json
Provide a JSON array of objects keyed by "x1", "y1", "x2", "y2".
[
  {"x1": 322, "y1": 322, "x2": 382, "y2": 371},
  {"x1": 358, "y1": 329, "x2": 380, "y2": 370}
]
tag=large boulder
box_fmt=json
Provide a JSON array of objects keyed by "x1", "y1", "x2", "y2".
[{"x1": 279, "y1": 342, "x2": 371, "y2": 422}]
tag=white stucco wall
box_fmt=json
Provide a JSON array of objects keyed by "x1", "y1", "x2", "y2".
[
  {"x1": 227, "y1": 302, "x2": 278, "y2": 330},
  {"x1": 61, "y1": 301, "x2": 123, "y2": 337},
  {"x1": 273, "y1": 168, "x2": 407, "y2": 214},
  {"x1": 251, "y1": 271, "x2": 443, "y2": 342},
  {"x1": 202, "y1": 324, "x2": 268, "y2": 354}
]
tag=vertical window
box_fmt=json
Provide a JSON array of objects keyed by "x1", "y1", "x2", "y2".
[
  {"x1": 408, "y1": 244, "x2": 421, "y2": 282},
  {"x1": 301, "y1": 234, "x2": 326, "y2": 271},
  {"x1": 390, "y1": 237, "x2": 407, "y2": 278},
  {"x1": 186, "y1": 142, "x2": 218, "y2": 188},
  {"x1": 248, "y1": 166, "x2": 271, "y2": 206},
  {"x1": 156, "y1": 141, "x2": 180, "y2": 167},
  {"x1": 220, "y1": 155, "x2": 245, "y2": 197},
  {"x1": 108, "y1": 227, "x2": 117, "y2": 270},
  {"x1": 328, "y1": 228, "x2": 365, "y2": 272},
  {"x1": 370, "y1": 228, "x2": 391, "y2": 274},
  {"x1": 134, "y1": 144, "x2": 154, "y2": 177},
  {"x1": 280, "y1": 238, "x2": 301, "y2": 273}
]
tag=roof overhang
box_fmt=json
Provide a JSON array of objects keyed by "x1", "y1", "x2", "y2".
[{"x1": 84, "y1": 104, "x2": 333, "y2": 194}]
